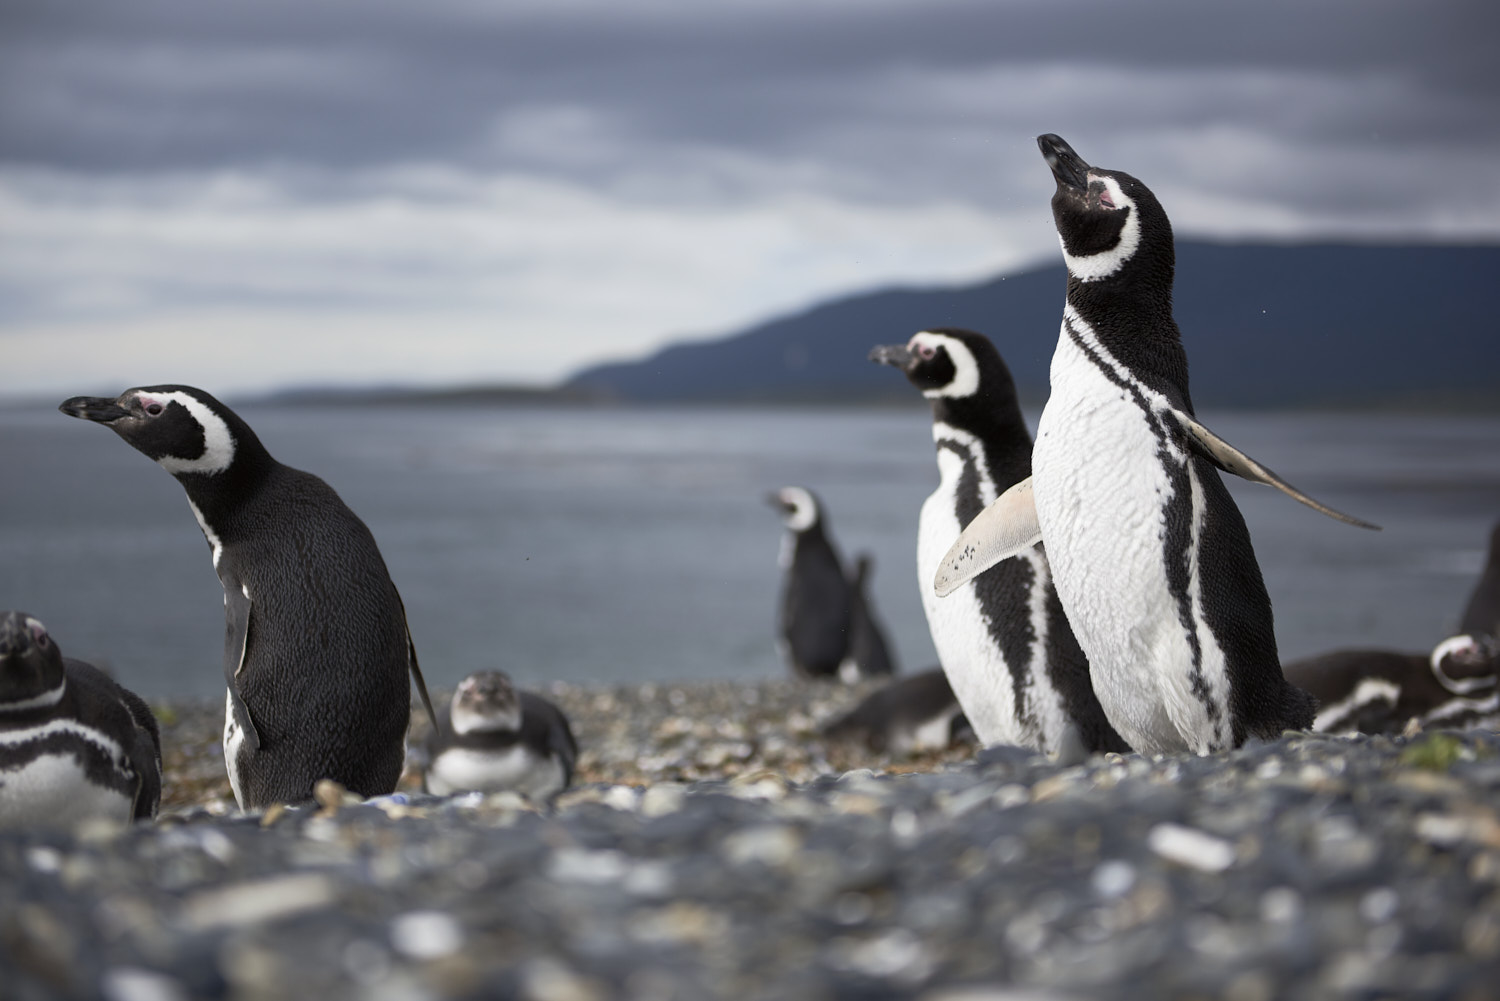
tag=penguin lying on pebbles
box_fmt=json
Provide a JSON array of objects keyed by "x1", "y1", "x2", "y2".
[
  {"x1": 843, "y1": 553, "x2": 898, "y2": 681},
  {"x1": 423, "y1": 671, "x2": 578, "y2": 799},
  {"x1": 60, "y1": 385, "x2": 437, "y2": 809},
  {"x1": 821, "y1": 667, "x2": 973, "y2": 754},
  {"x1": 871, "y1": 328, "x2": 1125, "y2": 754},
  {"x1": 769, "y1": 487, "x2": 855, "y2": 680},
  {"x1": 1288, "y1": 634, "x2": 1500, "y2": 735},
  {"x1": 0, "y1": 611, "x2": 161, "y2": 828},
  {"x1": 935, "y1": 135, "x2": 1377, "y2": 755}
]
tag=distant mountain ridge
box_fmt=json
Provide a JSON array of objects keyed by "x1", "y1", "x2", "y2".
[{"x1": 566, "y1": 242, "x2": 1500, "y2": 408}]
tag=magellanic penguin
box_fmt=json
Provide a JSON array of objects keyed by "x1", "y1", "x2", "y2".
[
  {"x1": 769, "y1": 487, "x2": 854, "y2": 680},
  {"x1": 423, "y1": 671, "x2": 578, "y2": 800},
  {"x1": 1460, "y1": 520, "x2": 1500, "y2": 638},
  {"x1": 936, "y1": 136, "x2": 1378, "y2": 755},
  {"x1": 842, "y1": 553, "x2": 898, "y2": 682},
  {"x1": 871, "y1": 329, "x2": 1125, "y2": 753},
  {"x1": 0, "y1": 612, "x2": 161, "y2": 829},
  {"x1": 821, "y1": 667, "x2": 973, "y2": 755},
  {"x1": 1287, "y1": 634, "x2": 1500, "y2": 735},
  {"x1": 59, "y1": 386, "x2": 437, "y2": 808}
]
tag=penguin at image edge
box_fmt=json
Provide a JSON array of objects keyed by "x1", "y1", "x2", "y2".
[
  {"x1": 0, "y1": 611, "x2": 161, "y2": 829},
  {"x1": 60, "y1": 385, "x2": 438, "y2": 808}
]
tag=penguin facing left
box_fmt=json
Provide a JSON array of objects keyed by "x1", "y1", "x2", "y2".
[
  {"x1": 769, "y1": 487, "x2": 854, "y2": 679},
  {"x1": 0, "y1": 612, "x2": 161, "y2": 829},
  {"x1": 842, "y1": 553, "x2": 898, "y2": 682},
  {"x1": 423, "y1": 671, "x2": 578, "y2": 800},
  {"x1": 60, "y1": 386, "x2": 437, "y2": 809}
]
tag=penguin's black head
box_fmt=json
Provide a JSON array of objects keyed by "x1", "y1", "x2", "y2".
[
  {"x1": 767, "y1": 486, "x2": 820, "y2": 533},
  {"x1": 1038, "y1": 134, "x2": 1173, "y2": 284},
  {"x1": 1430, "y1": 634, "x2": 1500, "y2": 695},
  {"x1": 451, "y1": 671, "x2": 522, "y2": 735},
  {"x1": 60, "y1": 385, "x2": 241, "y2": 477},
  {"x1": 869, "y1": 328, "x2": 1013, "y2": 402},
  {"x1": 0, "y1": 612, "x2": 67, "y2": 710}
]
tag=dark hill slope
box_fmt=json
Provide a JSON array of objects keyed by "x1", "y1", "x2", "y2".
[{"x1": 566, "y1": 242, "x2": 1499, "y2": 407}]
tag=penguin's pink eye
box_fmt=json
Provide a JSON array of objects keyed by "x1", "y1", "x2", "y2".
[
  {"x1": 918, "y1": 345, "x2": 935, "y2": 360},
  {"x1": 144, "y1": 402, "x2": 164, "y2": 416},
  {"x1": 1099, "y1": 190, "x2": 1116, "y2": 209},
  {"x1": 29, "y1": 624, "x2": 48, "y2": 647}
]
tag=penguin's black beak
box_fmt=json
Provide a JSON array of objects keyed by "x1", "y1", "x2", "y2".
[
  {"x1": 869, "y1": 344, "x2": 915, "y2": 370},
  {"x1": 764, "y1": 491, "x2": 792, "y2": 516},
  {"x1": 1038, "y1": 134, "x2": 1089, "y2": 193},
  {"x1": 59, "y1": 396, "x2": 131, "y2": 424}
]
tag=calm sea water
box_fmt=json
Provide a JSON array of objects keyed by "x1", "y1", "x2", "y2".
[{"x1": 1, "y1": 403, "x2": 1497, "y2": 701}]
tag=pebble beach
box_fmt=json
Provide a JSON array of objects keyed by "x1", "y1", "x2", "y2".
[{"x1": 6, "y1": 680, "x2": 1500, "y2": 1001}]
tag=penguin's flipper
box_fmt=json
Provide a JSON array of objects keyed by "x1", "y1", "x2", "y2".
[
  {"x1": 397, "y1": 591, "x2": 440, "y2": 734},
  {"x1": 934, "y1": 477, "x2": 1043, "y2": 597},
  {"x1": 1173, "y1": 411, "x2": 1381, "y2": 530},
  {"x1": 223, "y1": 583, "x2": 261, "y2": 752}
]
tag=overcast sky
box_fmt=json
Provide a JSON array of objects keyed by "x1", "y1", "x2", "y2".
[{"x1": 2, "y1": 0, "x2": 1496, "y2": 397}]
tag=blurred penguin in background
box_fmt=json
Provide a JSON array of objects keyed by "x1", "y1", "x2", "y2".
[
  {"x1": 841, "y1": 553, "x2": 898, "y2": 682},
  {"x1": 769, "y1": 486, "x2": 854, "y2": 680}
]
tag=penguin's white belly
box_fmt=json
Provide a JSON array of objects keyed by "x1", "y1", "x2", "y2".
[
  {"x1": 1033, "y1": 332, "x2": 1231, "y2": 755},
  {"x1": 222, "y1": 690, "x2": 248, "y2": 809},
  {"x1": 0, "y1": 723, "x2": 136, "y2": 829},
  {"x1": 427, "y1": 745, "x2": 563, "y2": 800},
  {"x1": 918, "y1": 447, "x2": 1062, "y2": 751}
]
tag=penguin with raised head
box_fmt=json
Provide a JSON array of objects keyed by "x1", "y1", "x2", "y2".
[
  {"x1": 0, "y1": 612, "x2": 161, "y2": 828},
  {"x1": 821, "y1": 667, "x2": 973, "y2": 755},
  {"x1": 842, "y1": 553, "x2": 898, "y2": 682},
  {"x1": 1287, "y1": 633, "x2": 1500, "y2": 735},
  {"x1": 871, "y1": 328, "x2": 1124, "y2": 753},
  {"x1": 423, "y1": 670, "x2": 578, "y2": 799},
  {"x1": 59, "y1": 386, "x2": 437, "y2": 808},
  {"x1": 1460, "y1": 520, "x2": 1500, "y2": 638},
  {"x1": 769, "y1": 486, "x2": 854, "y2": 680},
  {"x1": 936, "y1": 136, "x2": 1377, "y2": 755}
]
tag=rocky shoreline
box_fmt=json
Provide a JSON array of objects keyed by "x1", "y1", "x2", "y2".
[{"x1": 6, "y1": 681, "x2": 1500, "y2": 1000}]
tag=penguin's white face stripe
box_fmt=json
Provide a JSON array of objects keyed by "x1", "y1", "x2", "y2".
[
  {"x1": 913, "y1": 332, "x2": 980, "y2": 399},
  {"x1": 0, "y1": 678, "x2": 67, "y2": 713},
  {"x1": 777, "y1": 487, "x2": 817, "y2": 533},
  {"x1": 1060, "y1": 175, "x2": 1142, "y2": 283},
  {"x1": 1430, "y1": 634, "x2": 1497, "y2": 694},
  {"x1": 1313, "y1": 677, "x2": 1401, "y2": 732},
  {"x1": 187, "y1": 498, "x2": 224, "y2": 569},
  {"x1": 138, "y1": 391, "x2": 236, "y2": 476}
]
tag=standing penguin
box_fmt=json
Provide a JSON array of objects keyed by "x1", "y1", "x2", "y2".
[
  {"x1": 842, "y1": 553, "x2": 898, "y2": 682},
  {"x1": 769, "y1": 486, "x2": 854, "y2": 679},
  {"x1": 936, "y1": 136, "x2": 1376, "y2": 755},
  {"x1": 60, "y1": 386, "x2": 437, "y2": 808},
  {"x1": 1460, "y1": 520, "x2": 1500, "y2": 638},
  {"x1": 423, "y1": 670, "x2": 578, "y2": 800},
  {"x1": 0, "y1": 612, "x2": 161, "y2": 828},
  {"x1": 871, "y1": 329, "x2": 1124, "y2": 753}
]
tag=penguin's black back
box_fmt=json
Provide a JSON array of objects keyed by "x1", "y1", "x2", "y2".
[
  {"x1": 781, "y1": 521, "x2": 852, "y2": 678},
  {"x1": 214, "y1": 463, "x2": 411, "y2": 804},
  {"x1": 845, "y1": 555, "x2": 897, "y2": 678},
  {"x1": 59, "y1": 659, "x2": 162, "y2": 820}
]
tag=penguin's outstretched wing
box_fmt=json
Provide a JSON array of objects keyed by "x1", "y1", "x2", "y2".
[
  {"x1": 1171, "y1": 411, "x2": 1381, "y2": 531},
  {"x1": 934, "y1": 477, "x2": 1043, "y2": 597},
  {"x1": 223, "y1": 582, "x2": 261, "y2": 752}
]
